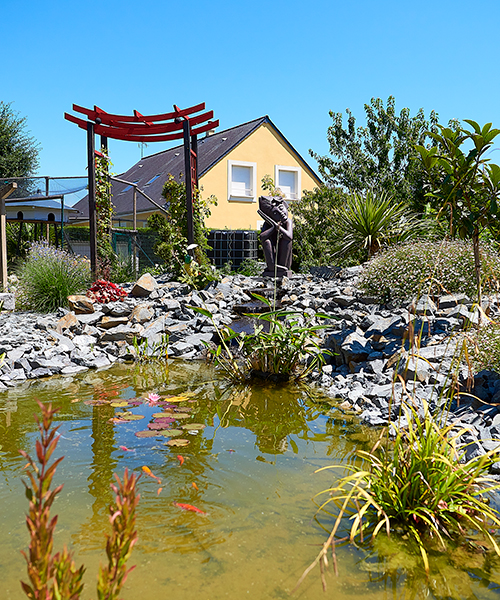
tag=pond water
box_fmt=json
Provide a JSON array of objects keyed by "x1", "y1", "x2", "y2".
[{"x1": 1, "y1": 361, "x2": 500, "y2": 600}]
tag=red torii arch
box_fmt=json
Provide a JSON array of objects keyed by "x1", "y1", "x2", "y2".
[{"x1": 65, "y1": 103, "x2": 219, "y2": 276}]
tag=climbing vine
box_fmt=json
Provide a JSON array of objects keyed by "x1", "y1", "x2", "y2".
[{"x1": 94, "y1": 149, "x2": 116, "y2": 276}]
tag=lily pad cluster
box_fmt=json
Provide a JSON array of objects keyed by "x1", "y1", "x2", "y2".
[{"x1": 86, "y1": 391, "x2": 206, "y2": 448}]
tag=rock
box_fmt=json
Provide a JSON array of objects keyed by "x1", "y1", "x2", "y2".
[
  {"x1": 129, "y1": 304, "x2": 155, "y2": 324},
  {"x1": 73, "y1": 334, "x2": 97, "y2": 348},
  {"x1": 100, "y1": 316, "x2": 129, "y2": 329},
  {"x1": 130, "y1": 273, "x2": 157, "y2": 297},
  {"x1": 76, "y1": 311, "x2": 105, "y2": 325},
  {"x1": 61, "y1": 365, "x2": 88, "y2": 375},
  {"x1": 397, "y1": 356, "x2": 431, "y2": 383},
  {"x1": 100, "y1": 324, "x2": 142, "y2": 343},
  {"x1": 161, "y1": 298, "x2": 181, "y2": 311},
  {"x1": 437, "y1": 294, "x2": 470, "y2": 310},
  {"x1": 68, "y1": 295, "x2": 95, "y2": 314},
  {"x1": 48, "y1": 331, "x2": 75, "y2": 352},
  {"x1": 56, "y1": 313, "x2": 78, "y2": 333},
  {"x1": 341, "y1": 331, "x2": 372, "y2": 363},
  {"x1": 330, "y1": 294, "x2": 356, "y2": 307},
  {"x1": 0, "y1": 293, "x2": 15, "y2": 311},
  {"x1": 413, "y1": 295, "x2": 437, "y2": 316}
]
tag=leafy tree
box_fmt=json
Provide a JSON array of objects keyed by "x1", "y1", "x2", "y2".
[
  {"x1": 311, "y1": 96, "x2": 445, "y2": 212},
  {"x1": 290, "y1": 185, "x2": 349, "y2": 270},
  {"x1": 0, "y1": 101, "x2": 40, "y2": 178},
  {"x1": 417, "y1": 120, "x2": 500, "y2": 305}
]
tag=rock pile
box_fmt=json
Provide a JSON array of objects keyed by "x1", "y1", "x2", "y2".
[{"x1": 1, "y1": 268, "x2": 500, "y2": 465}]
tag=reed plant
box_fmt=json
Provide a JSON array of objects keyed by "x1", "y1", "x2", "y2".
[
  {"x1": 190, "y1": 294, "x2": 330, "y2": 382},
  {"x1": 296, "y1": 396, "x2": 500, "y2": 591},
  {"x1": 20, "y1": 401, "x2": 139, "y2": 600}
]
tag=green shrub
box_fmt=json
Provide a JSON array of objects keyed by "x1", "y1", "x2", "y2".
[
  {"x1": 334, "y1": 190, "x2": 425, "y2": 261},
  {"x1": 17, "y1": 242, "x2": 91, "y2": 312},
  {"x1": 359, "y1": 239, "x2": 500, "y2": 302},
  {"x1": 469, "y1": 321, "x2": 500, "y2": 374},
  {"x1": 237, "y1": 258, "x2": 262, "y2": 276}
]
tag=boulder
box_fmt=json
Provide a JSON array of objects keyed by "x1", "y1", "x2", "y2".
[
  {"x1": 130, "y1": 273, "x2": 157, "y2": 297},
  {"x1": 68, "y1": 295, "x2": 95, "y2": 314},
  {"x1": 56, "y1": 313, "x2": 78, "y2": 333},
  {"x1": 0, "y1": 293, "x2": 15, "y2": 311},
  {"x1": 129, "y1": 304, "x2": 155, "y2": 324}
]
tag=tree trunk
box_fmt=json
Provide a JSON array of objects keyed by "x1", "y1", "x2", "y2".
[{"x1": 472, "y1": 227, "x2": 482, "y2": 321}]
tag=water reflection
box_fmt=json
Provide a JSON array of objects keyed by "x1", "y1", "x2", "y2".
[{"x1": 2, "y1": 363, "x2": 500, "y2": 599}]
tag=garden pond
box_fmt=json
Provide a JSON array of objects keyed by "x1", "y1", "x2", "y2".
[{"x1": 1, "y1": 361, "x2": 500, "y2": 599}]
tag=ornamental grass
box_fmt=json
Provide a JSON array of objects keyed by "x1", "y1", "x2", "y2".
[
  {"x1": 297, "y1": 397, "x2": 500, "y2": 591},
  {"x1": 16, "y1": 242, "x2": 91, "y2": 312}
]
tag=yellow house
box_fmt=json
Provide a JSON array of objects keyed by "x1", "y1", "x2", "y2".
[{"x1": 71, "y1": 116, "x2": 321, "y2": 230}]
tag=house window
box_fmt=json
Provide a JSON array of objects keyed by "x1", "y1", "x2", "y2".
[
  {"x1": 145, "y1": 174, "x2": 160, "y2": 186},
  {"x1": 275, "y1": 166, "x2": 301, "y2": 200},
  {"x1": 228, "y1": 160, "x2": 257, "y2": 202}
]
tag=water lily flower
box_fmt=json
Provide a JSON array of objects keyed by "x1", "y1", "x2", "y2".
[{"x1": 146, "y1": 392, "x2": 161, "y2": 406}]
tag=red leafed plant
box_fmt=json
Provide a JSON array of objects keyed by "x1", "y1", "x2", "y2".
[
  {"x1": 87, "y1": 280, "x2": 128, "y2": 304},
  {"x1": 20, "y1": 401, "x2": 139, "y2": 600}
]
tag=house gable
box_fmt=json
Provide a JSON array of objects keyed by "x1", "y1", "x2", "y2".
[{"x1": 201, "y1": 120, "x2": 321, "y2": 230}]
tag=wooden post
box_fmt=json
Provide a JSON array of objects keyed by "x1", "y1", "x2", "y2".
[
  {"x1": 87, "y1": 121, "x2": 98, "y2": 277},
  {"x1": 191, "y1": 134, "x2": 198, "y2": 186},
  {"x1": 183, "y1": 119, "x2": 195, "y2": 247},
  {"x1": 0, "y1": 182, "x2": 17, "y2": 290}
]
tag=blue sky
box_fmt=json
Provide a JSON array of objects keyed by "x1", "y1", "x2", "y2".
[{"x1": 4, "y1": 0, "x2": 500, "y2": 183}]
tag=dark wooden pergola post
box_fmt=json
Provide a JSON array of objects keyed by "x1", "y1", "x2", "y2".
[
  {"x1": 87, "y1": 121, "x2": 97, "y2": 277},
  {"x1": 183, "y1": 119, "x2": 195, "y2": 247}
]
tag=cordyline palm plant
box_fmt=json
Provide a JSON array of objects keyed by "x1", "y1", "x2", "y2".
[
  {"x1": 20, "y1": 401, "x2": 139, "y2": 600},
  {"x1": 334, "y1": 190, "x2": 423, "y2": 260},
  {"x1": 296, "y1": 397, "x2": 500, "y2": 592},
  {"x1": 189, "y1": 294, "x2": 331, "y2": 382}
]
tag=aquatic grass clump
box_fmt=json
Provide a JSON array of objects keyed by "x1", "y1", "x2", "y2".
[
  {"x1": 359, "y1": 239, "x2": 500, "y2": 302},
  {"x1": 17, "y1": 241, "x2": 91, "y2": 312},
  {"x1": 298, "y1": 399, "x2": 500, "y2": 590},
  {"x1": 189, "y1": 294, "x2": 330, "y2": 382}
]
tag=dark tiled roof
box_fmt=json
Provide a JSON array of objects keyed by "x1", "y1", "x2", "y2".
[{"x1": 71, "y1": 116, "x2": 320, "y2": 220}]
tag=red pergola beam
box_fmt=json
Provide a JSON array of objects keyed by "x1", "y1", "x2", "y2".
[
  {"x1": 96, "y1": 110, "x2": 213, "y2": 136},
  {"x1": 72, "y1": 102, "x2": 206, "y2": 124},
  {"x1": 64, "y1": 112, "x2": 219, "y2": 142}
]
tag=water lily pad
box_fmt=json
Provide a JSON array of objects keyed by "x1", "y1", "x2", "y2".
[
  {"x1": 164, "y1": 395, "x2": 189, "y2": 403},
  {"x1": 166, "y1": 439, "x2": 190, "y2": 447},
  {"x1": 116, "y1": 413, "x2": 144, "y2": 421},
  {"x1": 174, "y1": 406, "x2": 193, "y2": 412},
  {"x1": 155, "y1": 417, "x2": 175, "y2": 425},
  {"x1": 148, "y1": 422, "x2": 170, "y2": 430},
  {"x1": 182, "y1": 423, "x2": 206, "y2": 430},
  {"x1": 111, "y1": 401, "x2": 130, "y2": 407},
  {"x1": 172, "y1": 413, "x2": 190, "y2": 419},
  {"x1": 165, "y1": 429, "x2": 183, "y2": 436},
  {"x1": 135, "y1": 430, "x2": 158, "y2": 438},
  {"x1": 109, "y1": 417, "x2": 128, "y2": 424},
  {"x1": 152, "y1": 412, "x2": 174, "y2": 418}
]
